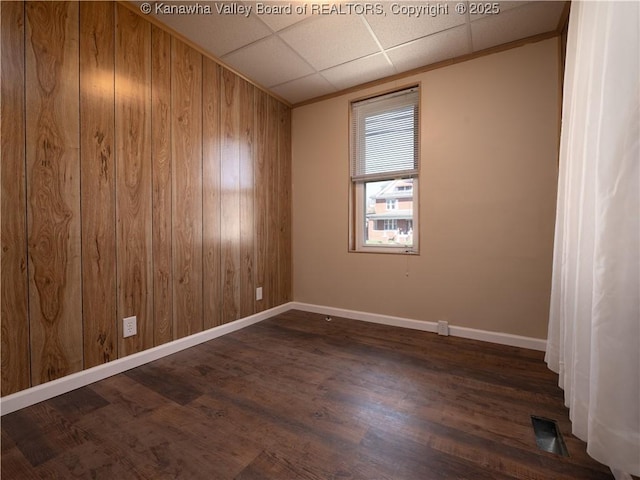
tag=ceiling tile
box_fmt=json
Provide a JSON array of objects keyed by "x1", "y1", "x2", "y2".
[
  {"x1": 321, "y1": 53, "x2": 396, "y2": 91},
  {"x1": 471, "y1": 1, "x2": 566, "y2": 51},
  {"x1": 253, "y1": 1, "x2": 312, "y2": 31},
  {"x1": 365, "y1": 2, "x2": 467, "y2": 49},
  {"x1": 143, "y1": 0, "x2": 567, "y2": 103},
  {"x1": 387, "y1": 25, "x2": 470, "y2": 72},
  {"x1": 222, "y1": 35, "x2": 315, "y2": 88},
  {"x1": 147, "y1": 2, "x2": 272, "y2": 57},
  {"x1": 279, "y1": 14, "x2": 380, "y2": 71},
  {"x1": 271, "y1": 74, "x2": 337, "y2": 104}
]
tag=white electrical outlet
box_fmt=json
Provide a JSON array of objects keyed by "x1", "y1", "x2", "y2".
[
  {"x1": 437, "y1": 320, "x2": 449, "y2": 336},
  {"x1": 256, "y1": 287, "x2": 263, "y2": 301},
  {"x1": 123, "y1": 316, "x2": 137, "y2": 338}
]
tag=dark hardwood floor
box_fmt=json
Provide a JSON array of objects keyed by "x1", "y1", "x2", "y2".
[{"x1": 1, "y1": 310, "x2": 614, "y2": 479}]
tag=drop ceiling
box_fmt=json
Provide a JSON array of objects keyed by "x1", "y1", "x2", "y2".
[{"x1": 140, "y1": 1, "x2": 568, "y2": 105}]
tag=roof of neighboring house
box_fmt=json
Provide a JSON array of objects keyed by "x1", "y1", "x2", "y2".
[{"x1": 373, "y1": 178, "x2": 414, "y2": 200}]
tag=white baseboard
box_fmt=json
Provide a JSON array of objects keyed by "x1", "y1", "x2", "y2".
[
  {"x1": 1, "y1": 300, "x2": 546, "y2": 416},
  {"x1": 290, "y1": 302, "x2": 439, "y2": 333},
  {"x1": 289, "y1": 302, "x2": 547, "y2": 352},
  {"x1": 0, "y1": 303, "x2": 293, "y2": 416}
]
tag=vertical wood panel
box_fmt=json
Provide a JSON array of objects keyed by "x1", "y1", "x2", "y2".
[
  {"x1": 255, "y1": 91, "x2": 279, "y2": 311},
  {"x1": 266, "y1": 97, "x2": 280, "y2": 309},
  {"x1": 79, "y1": 1, "x2": 117, "y2": 368},
  {"x1": 202, "y1": 59, "x2": 222, "y2": 329},
  {"x1": 254, "y1": 90, "x2": 270, "y2": 313},
  {"x1": 278, "y1": 103, "x2": 292, "y2": 304},
  {"x1": 171, "y1": 39, "x2": 203, "y2": 338},
  {"x1": 115, "y1": 5, "x2": 153, "y2": 357},
  {"x1": 220, "y1": 70, "x2": 241, "y2": 323},
  {"x1": 239, "y1": 80, "x2": 255, "y2": 318},
  {"x1": 1, "y1": 0, "x2": 31, "y2": 395},
  {"x1": 151, "y1": 25, "x2": 173, "y2": 345},
  {"x1": 25, "y1": 1, "x2": 83, "y2": 385}
]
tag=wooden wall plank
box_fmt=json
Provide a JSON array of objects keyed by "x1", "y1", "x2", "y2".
[
  {"x1": 1, "y1": 0, "x2": 31, "y2": 395},
  {"x1": 151, "y1": 25, "x2": 173, "y2": 346},
  {"x1": 79, "y1": 1, "x2": 117, "y2": 368},
  {"x1": 25, "y1": 1, "x2": 83, "y2": 385},
  {"x1": 202, "y1": 59, "x2": 222, "y2": 329},
  {"x1": 278, "y1": 103, "x2": 292, "y2": 304},
  {"x1": 220, "y1": 69, "x2": 241, "y2": 324},
  {"x1": 266, "y1": 97, "x2": 280, "y2": 309},
  {"x1": 171, "y1": 39, "x2": 203, "y2": 338},
  {"x1": 254, "y1": 90, "x2": 270, "y2": 313},
  {"x1": 115, "y1": 4, "x2": 153, "y2": 357},
  {"x1": 239, "y1": 80, "x2": 255, "y2": 318}
]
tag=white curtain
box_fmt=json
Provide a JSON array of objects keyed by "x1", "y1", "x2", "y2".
[{"x1": 546, "y1": 1, "x2": 639, "y2": 478}]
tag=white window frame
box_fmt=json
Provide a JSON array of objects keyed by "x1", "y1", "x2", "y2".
[{"x1": 349, "y1": 86, "x2": 420, "y2": 254}]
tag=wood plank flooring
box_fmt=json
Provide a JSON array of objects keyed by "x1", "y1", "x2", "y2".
[{"x1": 1, "y1": 310, "x2": 615, "y2": 479}]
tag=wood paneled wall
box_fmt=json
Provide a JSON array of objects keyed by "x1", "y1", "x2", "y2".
[{"x1": 0, "y1": 1, "x2": 292, "y2": 397}]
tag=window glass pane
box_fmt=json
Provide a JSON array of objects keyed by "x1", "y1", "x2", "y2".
[
  {"x1": 364, "y1": 178, "x2": 414, "y2": 247},
  {"x1": 362, "y1": 105, "x2": 416, "y2": 177},
  {"x1": 351, "y1": 87, "x2": 419, "y2": 182}
]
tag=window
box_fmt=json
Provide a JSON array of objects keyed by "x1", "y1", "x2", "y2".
[
  {"x1": 383, "y1": 219, "x2": 398, "y2": 230},
  {"x1": 349, "y1": 86, "x2": 419, "y2": 253}
]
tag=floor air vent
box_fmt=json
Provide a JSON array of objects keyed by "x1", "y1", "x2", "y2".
[{"x1": 531, "y1": 415, "x2": 569, "y2": 457}]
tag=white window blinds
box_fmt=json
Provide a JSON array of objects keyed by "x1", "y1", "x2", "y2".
[{"x1": 351, "y1": 87, "x2": 419, "y2": 182}]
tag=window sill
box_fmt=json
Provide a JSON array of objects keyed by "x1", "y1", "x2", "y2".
[{"x1": 348, "y1": 247, "x2": 419, "y2": 255}]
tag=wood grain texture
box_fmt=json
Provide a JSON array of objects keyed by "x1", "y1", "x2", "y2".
[
  {"x1": 1, "y1": 311, "x2": 616, "y2": 480},
  {"x1": 115, "y1": 4, "x2": 153, "y2": 357},
  {"x1": 239, "y1": 80, "x2": 255, "y2": 318},
  {"x1": 202, "y1": 58, "x2": 222, "y2": 329},
  {"x1": 1, "y1": 0, "x2": 293, "y2": 397},
  {"x1": 151, "y1": 25, "x2": 173, "y2": 346},
  {"x1": 266, "y1": 97, "x2": 280, "y2": 309},
  {"x1": 79, "y1": 1, "x2": 117, "y2": 368},
  {"x1": 172, "y1": 39, "x2": 203, "y2": 338},
  {"x1": 254, "y1": 90, "x2": 270, "y2": 313},
  {"x1": 1, "y1": 0, "x2": 31, "y2": 396},
  {"x1": 25, "y1": 1, "x2": 83, "y2": 385},
  {"x1": 220, "y1": 69, "x2": 241, "y2": 324},
  {"x1": 277, "y1": 103, "x2": 292, "y2": 305}
]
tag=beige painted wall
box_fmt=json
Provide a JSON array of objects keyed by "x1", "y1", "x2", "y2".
[{"x1": 291, "y1": 38, "x2": 560, "y2": 339}]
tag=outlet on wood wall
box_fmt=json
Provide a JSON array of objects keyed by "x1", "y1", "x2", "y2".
[{"x1": 0, "y1": 1, "x2": 292, "y2": 397}]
